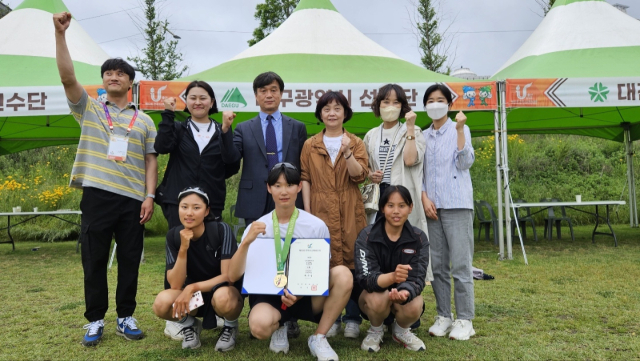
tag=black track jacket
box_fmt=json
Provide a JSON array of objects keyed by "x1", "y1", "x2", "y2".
[
  {"x1": 155, "y1": 110, "x2": 240, "y2": 212},
  {"x1": 354, "y1": 216, "x2": 429, "y2": 304}
]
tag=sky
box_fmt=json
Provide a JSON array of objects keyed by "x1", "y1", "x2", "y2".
[{"x1": 6, "y1": 0, "x2": 640, "y2": 78}]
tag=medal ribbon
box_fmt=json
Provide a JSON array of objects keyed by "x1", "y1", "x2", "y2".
[
  {"x1": 272, "y1": 208, "x2": 299, "y2": 273},
  {"x1": 103, "y1": 103, "x2": 138, "y2": 136}
]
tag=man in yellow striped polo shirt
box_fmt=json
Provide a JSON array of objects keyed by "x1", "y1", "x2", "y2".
[{"x1": 54, "y1": 12, "x2": 158, "y2": 347}]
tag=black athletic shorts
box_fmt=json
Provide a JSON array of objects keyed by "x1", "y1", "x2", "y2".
[
  {"x1": 249, "y1": 294, "x2": 323, "y2": 326},
  {"x1": 353, "y1": 286, "x2": 425, "y2": 323},
  {"x1": 192, "y1": 280, "x2": 244, "y2": 329}
]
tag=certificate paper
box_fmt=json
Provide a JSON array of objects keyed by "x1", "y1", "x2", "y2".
[
  {"x1": 242, "y1": 238, "x2": 285, "y2": 295},
  {"x1": 287, "y1": 238, "x2": 330, "y2": 296},
  {"x1": 242, "y1": 238, "x2": 331, "y2": 296}
]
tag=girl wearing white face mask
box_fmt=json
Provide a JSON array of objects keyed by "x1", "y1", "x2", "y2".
[
  {"x1": 363, "y1": 84, "x2": 428, "y2": 240},
  {"x1": 421, "y1": 84, "x2": 477, "y2": 341}
]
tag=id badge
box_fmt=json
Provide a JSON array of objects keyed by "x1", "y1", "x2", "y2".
[{"x1": 107, "y1": 135, "x2": 129, "y2": 161}]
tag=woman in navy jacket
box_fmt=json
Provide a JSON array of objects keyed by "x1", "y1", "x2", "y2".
[{"x1": 155, "y1": 81, "x2": 240, "y2": 229}]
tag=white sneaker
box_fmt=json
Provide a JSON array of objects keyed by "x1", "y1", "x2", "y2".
[
  {"x1": 308, "y1": 334, "x2": 339, "y2": 361},
  {"x1": 360, "y1": 326, "x2": 384, "y2": 352},
  {"x1": 164, "y1": 318, "x2": 203, "y2": 341},
  {"x1": 326, "y1": 322, "x2": 340, "y2": 338},
  {"x1": 449, "y1": 319, "x2": 476, "y2": 341},
  {"x1": 164, "y1": 320, "x2": 184, "y2": 340},
  {"x1": 178, "y1": 317, "x2": 202, "y2": 349},
  {"x1": 269, "y1": 325, "x2": 289, "y2": 354},
  {"x1": 215, "y1": 326, "x2": 237, "y2": 352},
  {"x1": 343, "y1": 322, "x2": 360, "y2": 339},
  {"x1": 429, "y1": 315, "x2": 453, "y2": 337},
  {"x1": 392, "y1": 322, "x2": 425, "y2": 351}
]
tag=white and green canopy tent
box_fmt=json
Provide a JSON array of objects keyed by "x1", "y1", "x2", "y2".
[
  {"x1": 0, "y1": 0, "x2": 108, "y2": 154},
  {"x1": 145, "y1": 0, "x2": 497, "y2": 137},
  {"x1": 491, "y1": 0, "x2": 640, "y2": 259}
]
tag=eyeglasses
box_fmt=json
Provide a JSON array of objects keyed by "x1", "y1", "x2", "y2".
[
  {"x1": 270, "y1": 162, "x2": 298, "y2": 172},
  {"x1": 178, "y1": 186, "x2": 210, "y2": 204}
]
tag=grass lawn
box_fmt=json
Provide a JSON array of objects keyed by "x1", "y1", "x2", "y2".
[{"x1": 1, "y1": 225, "x2": 639, "y2": 360}]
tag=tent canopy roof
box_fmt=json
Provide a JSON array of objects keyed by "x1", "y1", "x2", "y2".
[
  {"x1": 14, "y1": 0, "x2": 69, "y2": 14},
  {"x1": 0, "y1": 0, "x2": 108, "y2": 86},
  {"x1": 183, "y1": 0, "x2": 455, "y2": 83},
  {"x1": 493, "y1": 0, "x2": 640, "y2": 79}
]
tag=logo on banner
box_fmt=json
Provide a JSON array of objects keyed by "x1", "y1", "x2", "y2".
[
  {"x1": 588, "y1": 83, "x2": 609, "y2": 103},
  {"x1": 509, "y1": 81, "x2": 538, "y2": 106},
  {"x1": 221, "y1": 87, "x2": 247, "y2": 108},
  {"x1": 516, "y1": 83, "x2": 533, "y2": 100},
  {"x1": 150, "y1": 85, "x2": 168, "y2": 102}
]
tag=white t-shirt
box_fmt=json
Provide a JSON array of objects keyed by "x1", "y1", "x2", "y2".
[
  {"x1": 323, "y1": 134, "x2": 343, "y2": 165},
  {"x1": 378, "y1": 124, "x2": 399, "y2": 184},
  {"x1": 190, "y1": 121, "x2": 216, "y2": 154},
  {"x1": 241, "y1": 209, "x2": 331, "y2": 244}
]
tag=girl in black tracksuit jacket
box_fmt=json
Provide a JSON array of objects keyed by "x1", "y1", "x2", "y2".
[
  {"x1": 354, "y1": 216, "x2": 430, "y2": 303},
  {"x1": 354, "y1": 185, "x2": 429, "y2": 352}
]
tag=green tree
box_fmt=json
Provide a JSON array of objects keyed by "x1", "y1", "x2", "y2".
[
  {"x1": 535, "y1": 0, "x2": 557, "y2": 16},
  {"x1": 128, "y1": 0, "x2": 187, "y2": 80},
  {"x1": 416, "y1": 0, "x2": 448, "y2": 73},
  {"x1": 0, "y1": 1, "x2": 11, "y2": 19},
  {"x1": 248, "y1": 0, "x2": 298, "y2": 46}
]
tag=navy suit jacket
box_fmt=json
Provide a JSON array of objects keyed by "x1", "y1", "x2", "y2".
[{"x1": 231, "y1": 114, "x2": 307, "y2": 219}]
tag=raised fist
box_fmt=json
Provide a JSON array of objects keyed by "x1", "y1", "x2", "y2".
[
  {"x1": 455, "y1": 111, "x2": 467, "y2": 131},
  {"x1": 405, "y1": 111, "x2": 417, "y2": 127},
  {"x1": 222, "y1": 111, "x2": 236, "y2": 133},
  {"x1": 53, "y1": 12, "x2": 72, "y2": 33},
  {"x1": 164, "y1": 97, "x2": 177, "y2": 111}
]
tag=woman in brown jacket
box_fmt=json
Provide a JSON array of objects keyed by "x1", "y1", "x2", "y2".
[{"x1": 301, "y1": 91, "x2": 369, "y2": 339}]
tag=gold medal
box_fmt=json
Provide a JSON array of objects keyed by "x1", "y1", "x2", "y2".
[{"x1": 274, "y1": 273, "x2": 288, "y2": 288}]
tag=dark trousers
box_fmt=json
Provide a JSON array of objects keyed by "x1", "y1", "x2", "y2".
[{"x1": 80, "y1": 187, "x2": 144, "y2": 322}]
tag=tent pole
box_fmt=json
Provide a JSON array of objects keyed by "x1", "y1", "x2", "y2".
[
  {"x1": 623, "y1": 125, "x2": 638, "y2": 227},
  {"x1": 499, "y1": 81, "x2": 512, "y2": 259},
  {"x1": 494, "y1": 110, "x2": 504, "y2": 260},
  {"x1": 133, "y1": 82, "x2": 139, "y2": 107}
]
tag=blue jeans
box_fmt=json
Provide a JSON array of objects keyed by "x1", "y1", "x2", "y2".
[{"x1": 336, "y1": 299, "x2": 362, "y2": 324}]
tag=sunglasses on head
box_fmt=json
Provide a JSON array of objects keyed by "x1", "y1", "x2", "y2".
[{"x1": 270, "y1": 162, "x2": 298, "y2": 172}]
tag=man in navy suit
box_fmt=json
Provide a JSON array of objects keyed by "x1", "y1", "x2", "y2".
[
  {"x1": 223, "y1": 71, "x2": 307, "y2": 338},
  {"x1": 224, "y1": 72, "x2": 306, "y2": 224},
  {"x1": 225, "y1": 72, "x2": 307, "y2": 225}
]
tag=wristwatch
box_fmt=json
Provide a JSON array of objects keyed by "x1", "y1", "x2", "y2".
[
  {"x1": 146, "y1": 194, "x2": 155, "y2": 199},
  {"x1": 406, "y1": 135, "x2": 415, "y2": 140}
]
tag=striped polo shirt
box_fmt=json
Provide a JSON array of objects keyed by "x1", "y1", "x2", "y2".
[
  {"x1": 422, "y1": 118, "x2": 475, "y2": 210},
  {"x1": 68, "y1": 90, "x2": 157, "y2": 202}
]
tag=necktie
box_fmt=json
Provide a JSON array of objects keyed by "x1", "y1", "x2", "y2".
[{"x1": 265, "y1": 115, "x2": 278, "y2": 170}]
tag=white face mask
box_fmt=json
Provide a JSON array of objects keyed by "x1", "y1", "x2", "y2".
[
  {"x1": 425, "y1": 102, "x2": 449, "y2": 120},
  {"x1": 380, "y1": 106, "x2": 401, "y2": 122}
]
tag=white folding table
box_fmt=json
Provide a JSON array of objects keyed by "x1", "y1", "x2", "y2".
[{"x1": 0, "y1": 210, "x2": 82, "y2": 251}]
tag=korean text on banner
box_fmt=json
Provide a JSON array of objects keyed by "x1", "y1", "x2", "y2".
[
  {"x1": 505, "y1": 78, "x2": 640, "y2": 109},
  {"x1": 137, "y1": 81, "x2": 499, "y2": 112}
]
